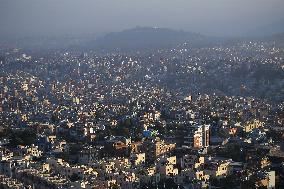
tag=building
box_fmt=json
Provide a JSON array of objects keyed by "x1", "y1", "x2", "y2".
[{"x1": 185, "y1": 124, "x2": 210, "y2": 149}]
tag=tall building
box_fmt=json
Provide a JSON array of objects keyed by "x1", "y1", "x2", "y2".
[
  {"x1": 183, "y1": 124, "x2": 210, "y2": 149},
  {"x1": 203, "y1": 124, "x2": 210, "y2": 147}
]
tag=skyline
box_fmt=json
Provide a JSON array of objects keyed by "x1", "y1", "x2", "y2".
[
  {"x1": 1, "y1": 1, "x2": 284, "y2": 189},
  {"x1": 0, "y1": 0, "x2": 284, "y2": 38}
]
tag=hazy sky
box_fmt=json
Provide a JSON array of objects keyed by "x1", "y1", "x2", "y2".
[{"x1": 0, "y1": 0, "x2": 284, "y2": 38}]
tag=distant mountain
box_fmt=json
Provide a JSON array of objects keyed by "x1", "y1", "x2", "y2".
[
  {"x1": 248, "y1": 19, "x2": 284, "y2": 37},
  {"x1": 268, "y1": 32, "x2": 284, "y2": 40},
  {"x1": 88, "y1": 27, "x2": 215, "y2": 51},
  {"x1": 264, "y1": 32, "x2": 284, "y2": 47}
]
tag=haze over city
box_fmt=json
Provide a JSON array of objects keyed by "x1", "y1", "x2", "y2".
[
  {"x1": 0, "y1": 1, "x2": 284, "y2": 189},
  {"x1": 1, "y1": 0, "x2": 284, "y2": 38}
]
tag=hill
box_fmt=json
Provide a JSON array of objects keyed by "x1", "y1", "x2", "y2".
[
  {"x1": 247, "y1": 19, "x2": 284, "y2": 37},
  {"x1": 88, "y1": 27, "x2": 214, "y2": 51}
]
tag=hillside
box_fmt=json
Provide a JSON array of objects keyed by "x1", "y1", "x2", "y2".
[{"x1": 89, "y1": 27, "x2": 213, "y2": 51}]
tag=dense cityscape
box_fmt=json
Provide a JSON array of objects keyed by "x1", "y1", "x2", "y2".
[
  {"x1": 0, "y1": 34, "x2": 284, "y2": 189},
  {"x1": 1, "y1": 0, "x2": 284, "y2": 189}
]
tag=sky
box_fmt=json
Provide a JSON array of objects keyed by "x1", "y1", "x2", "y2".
[{"x1": 0, "y1": 0, "x2": 284, "y2": 38}]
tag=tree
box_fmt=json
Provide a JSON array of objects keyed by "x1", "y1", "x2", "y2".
[
  {"x1": 70, "y1": 173, "x2": 80, "y2": 182},
  {"x1": 9, "y1": 129, "x2": 36, "y2": 147}
]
